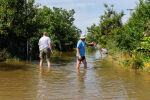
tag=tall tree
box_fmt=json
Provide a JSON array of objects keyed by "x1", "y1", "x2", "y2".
[
  {"x1": 36, "y1": 7, "x2": 81, "y2": 51},
  {"x1": 0, "y1": 0, "x2": 40, "y2": 59},
  {"x1": 87, "y1": 4, "x2": 124, "y2": 47}
]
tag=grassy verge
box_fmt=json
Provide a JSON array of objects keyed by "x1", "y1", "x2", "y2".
[
  {"x1": 107, "y1": 48, "x2": 150, "y2": 72},
  {"x1": 0, "y1": 49, "x2": 20, "y2": 62}
]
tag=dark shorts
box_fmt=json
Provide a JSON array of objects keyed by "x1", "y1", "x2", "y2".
[
  {"x1": 77, "y1": 56, "x2": 85, "y2": 61},
  {"x1": 39, "y1": 48, "x2": 50, "y2": 59}
]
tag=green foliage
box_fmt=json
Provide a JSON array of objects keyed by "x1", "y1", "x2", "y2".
[
  {"x1": 86, "y1": 24, "x2": 100, "y2": 43},
  {"x1": 0, "y1": 0, "x2": 81, "y2": 60},
  {"x1": 87, "y1": 0, "x2": 150, "y2": 69},
  {"x1": 115, "y1": 0, "x2": 150, "y2": 52},
  {"x1": 140, "y1": 34, "x2": 150, "y2": 50},
  {"x1": 0, "y1": 48, "x2": 11, "y2": 61},
  {"x1": 36, "y1": 7, "x2": 81, "y2": 51},
  {"x1": 131, "y1": 52, "x2": 144, "y2": 69},
  {"x1": 0, "y1": 0, "x2": 40, "y2": 59},
  {"x1": 86, "y1": 4, "x2": 124, "y2": 47}
]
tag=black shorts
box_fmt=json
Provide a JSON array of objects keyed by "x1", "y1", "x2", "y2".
[{"x1": 77, "y1": 56, "x2": 85, "y2": 61}]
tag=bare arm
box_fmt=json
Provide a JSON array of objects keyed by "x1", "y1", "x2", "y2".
[
  {"x1": 86, "y1": 42, "x2": 95, "y2": 46},
  {"x1": 77, "y1": 48, "x2": 82, "y2": 59},
  {"x1": 49, "y1": 43, "x2": 53, "y2": 54}
]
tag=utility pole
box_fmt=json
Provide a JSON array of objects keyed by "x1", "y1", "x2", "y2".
[
  {"x1": 25, "y1": 0, "x2": 30, "y2": 61},
  {"x1": 25, "y1": 0, "x2": 32, "y2": 61},
  {"x1": 127, "y1": 9, "x2": 134, "y2": 15},
  {"x1": 85, "y1": 30, "x2": 87, "y2": 35}
]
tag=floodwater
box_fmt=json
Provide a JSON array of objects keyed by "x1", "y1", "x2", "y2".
[{"x1": 0, "y1": 50, "x2": 150, "y2": 100}]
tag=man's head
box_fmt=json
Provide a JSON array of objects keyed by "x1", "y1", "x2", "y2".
[
  {"x1": 80, "y1": 34, "x2": 86, "y2": 41},
  {"x1": 43, "y1": 32, "x2": 47, "y2": 36}
]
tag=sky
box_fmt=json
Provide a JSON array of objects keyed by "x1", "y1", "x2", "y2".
[{"x1": 34, "y1": 0, "x2": 139, "y2": 33}]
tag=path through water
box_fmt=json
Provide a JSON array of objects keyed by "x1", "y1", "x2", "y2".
[{"x1": 0, "y1": 50, "x2": 150, "y2": 100}]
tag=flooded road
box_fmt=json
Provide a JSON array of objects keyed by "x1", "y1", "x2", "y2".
[{"x1": 0, "y1": 50, "x2": 150, "y2": 100}]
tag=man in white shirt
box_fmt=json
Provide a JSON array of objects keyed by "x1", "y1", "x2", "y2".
[{"x1": 38, "y1": 32, "x2": 53, "y2": 68}]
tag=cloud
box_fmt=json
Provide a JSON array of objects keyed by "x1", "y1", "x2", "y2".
[
  {"x1": 35, "y1": 0, "x2": 139, "y2": 32},
  {"x1": 74, "y1": 12, "x2": 101, "y2": 33},
  {"x1": 70, "y1": 2, "x2": 96, "y2": 8},
  {"x1": 47, "y1": 0, "x2": 77, "y2": 3},
  {"x1": 35, "y1": 0, "x2": 98, "y2": 9}
]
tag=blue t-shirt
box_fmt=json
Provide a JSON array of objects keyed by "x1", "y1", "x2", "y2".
[{"x1": 76, "y1": 40, "x2": 86, "y2": 56}]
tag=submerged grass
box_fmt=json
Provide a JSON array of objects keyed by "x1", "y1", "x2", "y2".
[{"x1": 107, "y1": 48, "x2": 150, "y2": 72}]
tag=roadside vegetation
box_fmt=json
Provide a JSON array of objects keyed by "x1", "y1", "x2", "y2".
[
  {"x1": 86, "y1": 0, "x2": 150, "y2": 71},
  {"x1": 0, "y1": 0, "x2": 149, "y2": 71},
  {"x1": 0, "y1": 0, "x2": 81, "y2": 61}
]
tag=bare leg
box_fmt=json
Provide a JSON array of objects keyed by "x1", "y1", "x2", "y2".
[
  {"x1": 40, "y1": 58, "x2": 44, "y2": 68},
  {"x1": 47, "y1": 66, "x2": 51, "y2": 73},
  {"x1": 76, "y1": 68, "x2": 80, "y2": 76},
  {"x1": 46, "y1": 58, "x2": 51, "y2": 68},
  {"x1": 82, "y1": 59, "x2": 87, "y2": 69},
  {"x1": 76, "y1": 68, "x2": 80, "y2": 84},
  {"x1": 39, "y1": 65, "x2": 43, "y2": 74},
  {"x1": 76, "y1": 60, "x2": 81, "y2": 69}
]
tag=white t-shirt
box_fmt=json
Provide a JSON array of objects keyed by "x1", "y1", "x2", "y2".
[{"x1": 38, "y1": 36, "x2": 51, "y2": 50}]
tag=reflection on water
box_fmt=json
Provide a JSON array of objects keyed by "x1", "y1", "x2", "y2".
[
  {"x1": 76, "y1": 69, "x2": 86, "y2": 96},
  {"x1": 0, "y1": 50, "x2": 150, "y2": 100},
  {"x1": 0, "y1": 62, "x2": 27, "y2": 71}
]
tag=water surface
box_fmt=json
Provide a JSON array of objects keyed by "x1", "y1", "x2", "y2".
[{"x1": 0, "y1": 50, "x2": 150, "y2": 100}]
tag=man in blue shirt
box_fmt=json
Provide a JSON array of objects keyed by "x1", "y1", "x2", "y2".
[{"x1": 76, "y1": 34, "x2": 95, "y2": 69}]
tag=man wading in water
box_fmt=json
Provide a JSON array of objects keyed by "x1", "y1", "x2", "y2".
[
  {"x1": 76, "y1": 34, "x2": 95, "y2": 69},
  {"x1": 38, "y1": 32, "x2": 53, "y2": 68}
]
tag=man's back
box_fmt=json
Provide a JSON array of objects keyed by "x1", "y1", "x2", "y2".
[{"x1": 38, "y1": 36, "x2": 51, "y2": 51}]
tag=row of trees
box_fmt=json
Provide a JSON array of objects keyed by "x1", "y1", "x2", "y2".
[
  {"x1": 0, "y1": 0, "x2": 81, "y2": 60},
  {"x1": 86, "y1": 0, "x2": 150, "y2": 69},
  {"x1": 86, "y1": 4, "x2": 124, "y2": 47}
]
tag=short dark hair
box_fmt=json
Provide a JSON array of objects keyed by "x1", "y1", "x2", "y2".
[{"x1": 43, "y1": 32, "x2": 47, "y2": 36}]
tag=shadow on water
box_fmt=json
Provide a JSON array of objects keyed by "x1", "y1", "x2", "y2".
[
  {"x1": 32, "y1": 51, "x2": 77, "y2": 67},
  {"x1": 1, "y1": 50, "x2": 150, "y2": 100},
  {"x1": 32, "y1": 56, "x2": 76, "y2": 67},
  {"x1": 51, "y1": 57, "x2": 75, "y2": 66},
  {"x1": 0, "y1": 62, "x2": 29, "y2": 71}
]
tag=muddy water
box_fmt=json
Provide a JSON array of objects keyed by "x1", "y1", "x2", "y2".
[{"x1": 0, "y1": 50, "x2": 150, "y2": 100}]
